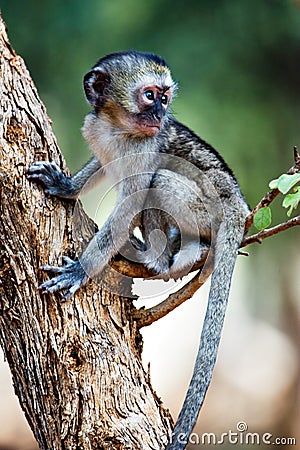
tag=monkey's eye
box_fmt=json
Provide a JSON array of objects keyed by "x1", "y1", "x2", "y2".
[
  {"x1": 144, "y1": 90, "x2": 155, "y2": 102},
  {"x1": 161, "y1": 94, "x2": 168, "y2": 105}
]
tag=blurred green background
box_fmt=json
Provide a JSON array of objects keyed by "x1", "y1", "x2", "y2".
[
  {"x1": 0, "y1": 1, "x2": 299, "y2": 449},
  {"x1": 3, "y1": 0, "x2": 300, "y2": 205}
]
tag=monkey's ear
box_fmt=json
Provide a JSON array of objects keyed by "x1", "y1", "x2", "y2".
[{"x1": 83, "y1": 69, "x2": 111, "y2": 107}]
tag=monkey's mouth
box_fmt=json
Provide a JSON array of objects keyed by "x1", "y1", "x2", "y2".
[{"x1": 137, "y1": 122, "x2": 161, "y2": 136}]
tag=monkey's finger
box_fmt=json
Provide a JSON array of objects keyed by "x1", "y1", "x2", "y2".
[
  {"x1": 62, "y1": 256, "x2": 76, "y2": 266},
  {"x1": 27, "y1": 163, "x2": 61, "y2": 188},
  {"x1": 27, "y1": 161, "x2": 59, "y2": 175},
  {"x1": 26, "y1": 173, "x2": 53, "y2": 186},
  {"x1": 61, "y1": 281, "x2": 82, "y2": 301},
  {"x1": 39, "y1": 275, "x2": 72, "y2": 293},
  {"x1": 39, "y1": 277, "x2": 61, "y2": 292},
  {"x1": 40, "y1": 264, "x2": 65, "y2": 274}
]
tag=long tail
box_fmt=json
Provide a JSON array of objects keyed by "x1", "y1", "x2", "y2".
[{"x1": 165, "y1": 217, "x2": 245, "y2": 450}]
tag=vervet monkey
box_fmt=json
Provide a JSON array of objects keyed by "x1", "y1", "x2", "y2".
[{"x1": 27, "y1": 50, "x2": 250, "y2": 449}]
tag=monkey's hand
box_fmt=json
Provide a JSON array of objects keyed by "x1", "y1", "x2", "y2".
[
  {"x1": 39, "y1": 257, "x2": 88, "y2": 300},
  {"x1": 27, "y1": 162, "x2": 77, "y2": 199}
]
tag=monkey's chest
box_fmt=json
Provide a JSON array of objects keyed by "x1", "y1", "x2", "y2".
[{"x1": 101, "y1": 150, "x2": 160, "y2": 188}]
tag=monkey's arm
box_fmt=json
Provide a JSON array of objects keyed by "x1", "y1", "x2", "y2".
[{"x1": 27, "y1": 156, "x2": 102, "y2": 199}]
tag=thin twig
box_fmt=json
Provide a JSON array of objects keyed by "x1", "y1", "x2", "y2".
[
  {"x1": 241, "y1": 215, "x2": 300, "y2": 247},
  {"x1": 245, "y1": 146, "x2": 300, "y2": 233},
  {"x1": 244, "y1": 189, "x2": 279, "y2": 233}
]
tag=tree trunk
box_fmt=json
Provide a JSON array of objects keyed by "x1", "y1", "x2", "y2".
[{"x1": 0, "y1": 14, "x2": 172, "y2": 450}]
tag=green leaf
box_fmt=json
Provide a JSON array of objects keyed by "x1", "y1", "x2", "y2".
[
  {"x1": 254, "y1": 207, "x2": 272, "y2": 231},
  {"x1": 276, "y1": 173, "x2": 300, "y2": 194},
  {"x1": 269, "y1": 178, "x2": 279, "y2": 190},
  {"x1": 282, "y1": 187, "x2": 300, "y2": 217}
]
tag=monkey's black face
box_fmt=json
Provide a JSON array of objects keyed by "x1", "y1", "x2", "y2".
[
  {"x1": 134, "y1": 107, "x2": 165, "y2": 137},
  {"x1": 133, "y1": 84, "x2": 172, "y2": 136},
  {"x1": 97, "y1": 84, "x2": 172, "y2": 138}
]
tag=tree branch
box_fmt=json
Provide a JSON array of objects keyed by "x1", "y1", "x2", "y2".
[
  {"x1": 133, "y1": 262, "x2": 213, "y2": 328},
  {"x1": 241, "y1": 215, "x2": 300, "y2": 247},
  {"x1": 245, "y1": 146, "x2": 300, "y2": 232}
]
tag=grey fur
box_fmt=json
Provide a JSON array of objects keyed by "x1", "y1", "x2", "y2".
[{"x1": 27, "y1": 51, "x2": 250, "y2": 446}]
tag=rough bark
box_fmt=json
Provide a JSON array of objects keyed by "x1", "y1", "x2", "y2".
[{"x1": 0, "y1": 15, "x2": 172, "y2": 450}]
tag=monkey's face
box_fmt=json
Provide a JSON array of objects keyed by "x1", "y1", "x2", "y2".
[
  {"x1": 101, "y1": 80, "x2": 175, "y2": 138},
  {"x1": 95, "y1": 90, "x2": 170, "y2": 138},
  {"x1": 83, "y1": 51, "x2": 177, "y2": 138},
  {"x1": 130, "y1": 84, "x2": 172, "y2": 136}
]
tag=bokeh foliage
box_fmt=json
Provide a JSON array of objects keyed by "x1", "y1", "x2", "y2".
[{"x1": 2, "y1": 0, "x2": 300, "y2": 209}]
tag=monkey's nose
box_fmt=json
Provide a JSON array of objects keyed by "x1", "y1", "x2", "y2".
[
  {"x1": 151, "y1": 102, "x2": 164, "y2": 121},
  {"x1": 153, "y1": 111, "x2": 163, "y2": 122}
]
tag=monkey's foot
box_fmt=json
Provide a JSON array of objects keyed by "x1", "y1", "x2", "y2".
[{"x1": 39, "y1": 257, "x2": 88, "y2": 300}]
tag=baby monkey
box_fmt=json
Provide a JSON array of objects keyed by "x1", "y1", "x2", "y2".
[{"x1": 27, "y1": 51, "x2": 250, "y2": 449}]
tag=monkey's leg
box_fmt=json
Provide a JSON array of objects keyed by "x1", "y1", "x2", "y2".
[
  {"x1": 39, "y1": 184, "x2": 150, "y2": 299},
  {"x1": 39, "y1": 214, "x2": 129, "y2": 300},
  {"x1": 138, "y1": 208, "x2": 175, "y2": 274},
  {"x1": 27, "y1": 156, "x2": 102, "y2": 199},
  {"x1": 140, "y1": 169, "x2": 211, "y2": 277}
]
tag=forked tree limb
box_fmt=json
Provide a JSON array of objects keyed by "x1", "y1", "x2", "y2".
[{"x1": 132, "y1": 262, "x2": 212, "y2": 328}]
